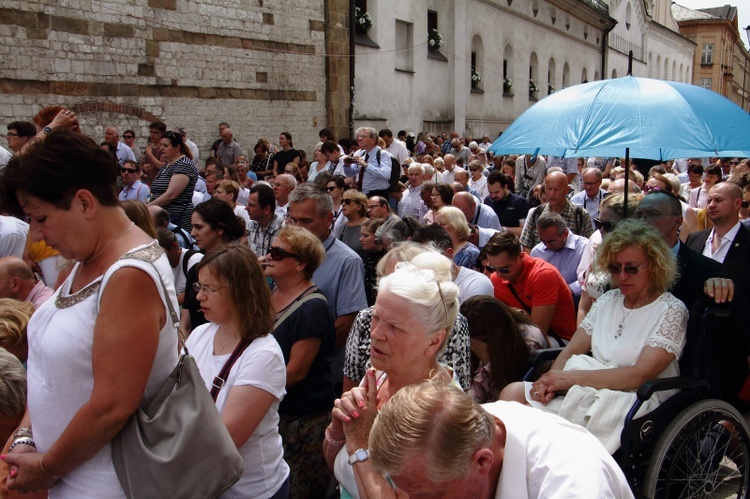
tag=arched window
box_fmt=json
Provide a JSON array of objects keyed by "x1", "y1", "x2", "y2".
[
  {"x1": 562, "y1": 62, "x2": 570, "y2": 89},
  {"x1": 529, "y1": 52, "x2": 539, "y2": 98},
  {"x1": 503, "y1": 44, "x2": 514, "y2": 95},
  {"x1": 581, "y1": 67, "x2": 588, "y2": 84},
  {"x1": 471, "y1": 35, "x2": 484, "y2": 91},
  {"x1": 548, "y1": 58, "x2": 557, "y2": 94}
]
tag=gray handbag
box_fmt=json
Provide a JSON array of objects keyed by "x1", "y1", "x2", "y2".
[{"x1": 111, "y1": 260, "x2": 244, "y2": 499}]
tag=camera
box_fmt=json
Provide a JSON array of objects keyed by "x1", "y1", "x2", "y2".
[{"x1": 343, "y1": 155, "x2": 357, "y2": 165}]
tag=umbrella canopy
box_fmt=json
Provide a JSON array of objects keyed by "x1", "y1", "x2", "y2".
[{"x1": 489, "y1": 75, "x2": 750, "y2": 160}]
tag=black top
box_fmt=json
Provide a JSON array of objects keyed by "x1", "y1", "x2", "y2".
[
  {"x1": 273, "y1": 148, "x2": 300, "y2": 172},
  {"x1": 484, "y1": 192, "x2": 529, "y2": 227},
  {"x1": 150, "y1": 156, "x2": 198, "y2": 231},
  {"x1": 182, "y1": 264, "x2": 207, "y2": 332},
  {"x1": 273, "y1": 289, "x2": 336, "y2": 416}
]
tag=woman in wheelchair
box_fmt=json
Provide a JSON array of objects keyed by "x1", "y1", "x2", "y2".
[{"x1": 501, "y1": 220, "x2": 689, "y2": 452}]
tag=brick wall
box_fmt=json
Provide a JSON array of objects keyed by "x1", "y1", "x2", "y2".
[{"x1": 0, "y1": 0, "x2": 335, "y2": 160}]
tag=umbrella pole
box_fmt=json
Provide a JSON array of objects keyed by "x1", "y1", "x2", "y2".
[{"x1": 624, "y1": 147, "x2": 630, "y2": 218}]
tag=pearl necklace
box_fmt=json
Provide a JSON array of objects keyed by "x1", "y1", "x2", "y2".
[{"x1": 615, "y1": 295, "x2": 653, "y2": 339}]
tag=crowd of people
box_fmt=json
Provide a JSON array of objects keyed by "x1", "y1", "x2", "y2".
[{"x1": 0, "y1": 106, "x2": 749, "y2": 498}]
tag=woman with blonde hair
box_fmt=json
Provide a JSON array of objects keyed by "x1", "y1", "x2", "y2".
[
  {"x1": 435, "y1": 206, "x2": 479, "y2": 270},
  {"x1": 502, "y1": 220, "x2": 688, "y2": 452},
  {"x1": 0, "y1": 300, "x2": 35, "y2": 363},
  {"x1": 121, "y1": 199, "x2": 157, "y2": 238},
  {"x1": 339, "y1": 190, "x2": 368, "y2": 257},
  {"x1": 264, "y1": 226, "x2": 335, "y2": 498}
]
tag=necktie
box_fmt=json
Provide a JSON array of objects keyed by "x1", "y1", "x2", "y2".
[{"x1": 357, "y1": 154, "x2": 369, "y2": 192}]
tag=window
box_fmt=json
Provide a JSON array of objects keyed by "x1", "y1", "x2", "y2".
[
  {"x1": 700, "y1": 78, "x2": 712, "y2": 90},
  {"x1": 355, "y1": 0, "x2": 366, "y2": 11},
  {"x1": 395, "y1": 20, "x2": 413, "y2": 72},
  {"x1": 701, "y1": 43, "x2": 714, "y2": 65},
  {"x1": 427, "y1": 10, "x2": 437, "y2": 34}
]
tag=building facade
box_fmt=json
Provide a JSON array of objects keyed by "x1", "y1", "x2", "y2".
[
  {"x1": 674, "y1": 4, "x2": 750, "y2": 113},
  {"x1": 0, "y1": 0, "x2": 349, "y2": 158}
]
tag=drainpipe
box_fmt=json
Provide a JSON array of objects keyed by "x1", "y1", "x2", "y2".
[
  {"x1": 601, "y1": 22, "x2": 616, "y2": 79},
  {"x1": 349, "y1": 0, "x2": 355, "y2": 138}
]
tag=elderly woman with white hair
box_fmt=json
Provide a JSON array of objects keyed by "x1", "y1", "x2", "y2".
[
  {"x1": 468, "y1": 160, "x2": 488, "y2": 199},
  {"x1": 436, "y1": 206, "x2": 480, "y2": 270},
  {"x1": 324, "y1": 255, "x2": 461, "y2": 499}
]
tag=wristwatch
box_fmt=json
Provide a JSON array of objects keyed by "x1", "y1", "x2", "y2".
[
  {"x1": 42, "y1": 126, "x2": 53, "y2": 135},
  {"x1": 347, "y1": 448, "x2": 369, "y2": 465}
]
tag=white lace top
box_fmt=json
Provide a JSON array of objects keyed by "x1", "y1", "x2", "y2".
[{"x1": 580, "y1": 289, "x2": 688, "y2": 403}]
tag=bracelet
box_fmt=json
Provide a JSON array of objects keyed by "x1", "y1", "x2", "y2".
[
  {"x1": 39, "y1": 455, "x2": 60, "y2": 479},
  {"x1": 325, "y1": 426, "x2": 345, "y2": 447},
  {"x1": 9, "y1": 437, "x2": 36, "y2": 452},
  {"x1": 12, "y1": 426, "x2": 33, "y2": 440}
]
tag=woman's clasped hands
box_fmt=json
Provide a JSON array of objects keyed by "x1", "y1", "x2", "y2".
[
  {"x1": 2, "y1": 447, "x2": 59, "y2": 494},
  {"x1": 530, "y1": 370, "x2": 573, "y2": 405},
  {"x1": 332, "y1": 369, "x2": 379, "y2": 449}
]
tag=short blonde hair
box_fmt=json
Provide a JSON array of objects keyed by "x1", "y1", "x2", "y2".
[
  {"x1": 369, "y1": 380, "x2": 495, "y2": 482},
  {"x1": 595, "y1": 219, "x2": 677, "y2": 295},
  {"x1": 215, "y1": 179, "x2": 240, "y2": 202},
  {"x1": 437, "y1": 206, "x2": 470, "y2": 242},
  {"x1": 0, "y1": 299, "x2": 34, "y2": 350},
  {"x1": 342, "y1": 190, "x2": 368, "y2": 218},
  {"x1": 0, "y1": 347, "x2": 25, "y2": 420},
  {"x1": 276, "y1": 226, "x2": 326, "y2": 280},
  {"x1": 375, "y1": 241, "x2": 429, "y2": 277}
]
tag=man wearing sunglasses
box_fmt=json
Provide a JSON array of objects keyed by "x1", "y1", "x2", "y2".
[
  {"x1": 117, "y1": 160, "x2": 150, "y2": 202},
  {"x1": 484, "y1": 232, "x2": 576, "y2": 344}
]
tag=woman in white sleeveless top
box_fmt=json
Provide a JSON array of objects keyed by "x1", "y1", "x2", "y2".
[{"x1": 1, "y1": 130, "x2": 177, "y2": 498}]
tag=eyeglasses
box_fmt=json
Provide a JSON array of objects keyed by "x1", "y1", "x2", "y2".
[
  {"x1": 326, "y1": 186, "x2": 338, "y2": 192},
  {"x1": 120, "y1": 168, "x2": 137, "y2": 173},
  {"x1": 268, "y1": 246, "x2": 298, "y2": 261},
  {"x1": 193, "y1": 282, "x2": 228, "y2": 294},
  {"x1": 485, "y1": 262, "x2": 514, "y2": 274},
  {"x1": 607, "y1": 262, "x2": 647, "y2": 276},
  {"x1": 730, "y1": 161, "x2": 740, "y2": 165},
  {"x1": 594, "y1": 218, "x2": 618, "y2": 232},
  {"x1": 367, "y1": 204, "x2": 382, "y2": 209},
  {"x1": 6, "y1": 133, "x2": 19, "y2": 138}
]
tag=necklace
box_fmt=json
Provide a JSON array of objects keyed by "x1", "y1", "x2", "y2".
[
  {"x1": 216, "y1": 327, "x2": 239, "y2": 354},
  {"x1": 615, "y1": 294, "x2": 653, "y2": 339},
  {"x1": 83, "y1": 222, "x2": 135, "y2": 264}
]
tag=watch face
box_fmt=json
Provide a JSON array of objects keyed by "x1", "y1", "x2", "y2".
[{"x1": 356, "y1": 449, "x2": 368, "y2": 460}]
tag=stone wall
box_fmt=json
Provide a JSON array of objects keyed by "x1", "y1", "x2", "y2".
[{"x1": 0, "y1": 0, "x2": 340, "y2": 159}]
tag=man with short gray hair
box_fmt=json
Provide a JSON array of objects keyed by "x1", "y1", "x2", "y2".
[
  {"x1": 343, "y1": 126, "x2": 392, "y2": 197},
  {"x1": 104, "y1": 126, "x2": 136, "y2": 167},
  {"x1": 530, "y1": 213, "x2": 587, "y2": 301}
]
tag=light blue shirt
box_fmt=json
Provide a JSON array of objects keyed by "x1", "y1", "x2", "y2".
[
  {"x1": 530, "y1": 230, "x2": 588, "y2": 295},
  {"x1": 570, "y1": 189, "x2": 607, "y2": 230},
  {"x1": 342, "y1": 146, "x2": 391, "y2": 193},
  {"x1": 118, "y1": 180, "x2": 151, "y2": 203},
  {"x1": 470, "y1": 203, "x2": 502, "y2": 231}
]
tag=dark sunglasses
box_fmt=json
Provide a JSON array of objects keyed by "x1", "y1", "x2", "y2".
[
  {"x1": 120, "y1": 168, "x2": 137, "y2": 173},
  {"x1": 326, "y1": 186, "x2": 338, "y2": 192},
  {"x1": 607, "y1": 262, "x2": 647, "y2": 275},
  {"x1": 123, "y1": 135, "x2": 134, "y2": 139},
  {"x1": 268, "y1": 246, "x2": 298, "y2": 261},
  {"x1": 743, "y1": 201, "x2": 749, "y2": 209},
  {"x1": 485, "y1": 262, "x2": 513, "y2": 274},
  {"x1": 342, "y1": 199, "x2": 356, "y2": 205},
  {"x1": 594, "y1": 218, "x2": 618, "y2": 232}
]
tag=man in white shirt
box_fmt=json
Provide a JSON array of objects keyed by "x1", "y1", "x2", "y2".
[
  {"x1": 273, "y1": 174, "x2": 297, "y2": 218},
  {"x1": 0, "y1": 146, "x2": 11, "y2": 169},
  {"x1": 0, "y1": 216, "x2": 28, "y2": 259},
  {"x1": 175, "y1": 126, "x2": 199, "y2": 162},
  {"x1": 442, "y1": 154, "x2": 457, "y2": 184},
  {"x1": 379, "y1": 128, "x2": 409, "y2": 164},
  {"x1": 686, "y1": 182, "x2": 745, "y2": 265}
]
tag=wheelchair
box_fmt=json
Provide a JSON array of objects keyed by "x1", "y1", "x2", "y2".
[{"x1": 525, "y1": 303, "x2": 750, "y2": 498}]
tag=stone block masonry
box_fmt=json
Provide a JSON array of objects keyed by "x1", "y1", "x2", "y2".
[{"x1": 0, "y1": 0, "x2": 343, "y2": 159}]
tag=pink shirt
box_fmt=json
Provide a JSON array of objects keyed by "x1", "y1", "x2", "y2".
[{"x1": 25, "y1": 280, "x2": 54, "y2": 308}]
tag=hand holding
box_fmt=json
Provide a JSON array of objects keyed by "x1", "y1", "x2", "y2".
[
  {"x1": 2, "y1": 452, "x2": 59, "y2": 493},
  {"x1": 704, "y1": 277, "x2": 734, "y2": 304}
]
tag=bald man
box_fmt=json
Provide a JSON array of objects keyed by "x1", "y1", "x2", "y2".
[
  {"x1": 104, "y1": 126, "x2": 136, "y2": 167},
  {"x1": 0, "y1": 257, "x2": 53, "y2": 308},
  {"x1": 519, "y1": 171, "x2": 593, "y2": 252}
]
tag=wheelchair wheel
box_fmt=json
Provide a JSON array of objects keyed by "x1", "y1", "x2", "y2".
[{"x1": 642, "y1": 399, "x2": 750, "y2": 498}]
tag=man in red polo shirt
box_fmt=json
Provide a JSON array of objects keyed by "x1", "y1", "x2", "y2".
[{"x1": 484, "y1": 232, "x2": 576, "y2": 343}]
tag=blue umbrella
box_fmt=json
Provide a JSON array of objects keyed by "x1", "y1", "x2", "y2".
[{"x1": 489, "y1": 75, "x2": 750, "y2": 160}]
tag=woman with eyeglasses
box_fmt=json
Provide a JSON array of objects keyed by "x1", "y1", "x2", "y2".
[
  {"x1": 422, "y1": 183, "x2": 453, "y2": 224},
  {"x1": 501, "y1": 220, "x2": 688, "y2": 452},
  {"x1": 262, "y1": 226, "x2": 335, "y2": 499},
  {"x1": 186, "y1": 244, "x2": 290, "y2": 498},
  {"x1": 339, "y1": 190, "x2": 368, "y2": 258},
  {"x1": 148, "y1": 131, "x2": 198, "y2": 231},
  {"x1": 180, "y1": 199, "x2": 246, "y2": 335},
  {"x1": 326, "y1": 176, "x2": 347, "y2": 238},
  {"x1": 468, "y1": 160, "x2": 488, "y2": 199},
  {"x1": 324, "y1": 257, "x2": 460, "y2": 499}
]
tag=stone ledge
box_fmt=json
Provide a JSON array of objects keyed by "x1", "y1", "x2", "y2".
[{"x1": 0, "y1": 78, "x2": 318, "y2": 102}]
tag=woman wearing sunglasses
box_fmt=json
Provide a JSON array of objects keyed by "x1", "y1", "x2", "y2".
[
  {"x1": 263, "y1": 226, "x2": 336, "y2": 498},
  {"x1": 326, "y1": 175, "x2": 347, "y2": 238},
  {"x1": 501, "y1": 220, "x2": 688, "y2": 452},
  {"x1": 339, "y1": 190, "x2": 369, "y2": 258},
  {"x1": 576, "y1": 193, "x2": 641, "y2": 325},
  {"x1": 186, "y1": 244, "x2": 290, "y2": 498}
]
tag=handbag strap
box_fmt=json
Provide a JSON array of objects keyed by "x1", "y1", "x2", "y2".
[
  {"x1": 506, "y1": 283, "x2": 531, "y2": 314},
  {"x1": 273, "y1": 292, "x2": 327, "y2": 330},
  {"x1": 210, "y1": 339, "x2": 252, "y2": 402}
]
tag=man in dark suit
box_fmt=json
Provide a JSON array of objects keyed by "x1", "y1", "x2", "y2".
[
  {"x1": 637, "y1": 191, "x2": 747, "y2": 408},
  {"x1": 685, "y1": 182, "x2": 750, "y2": 304}
]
